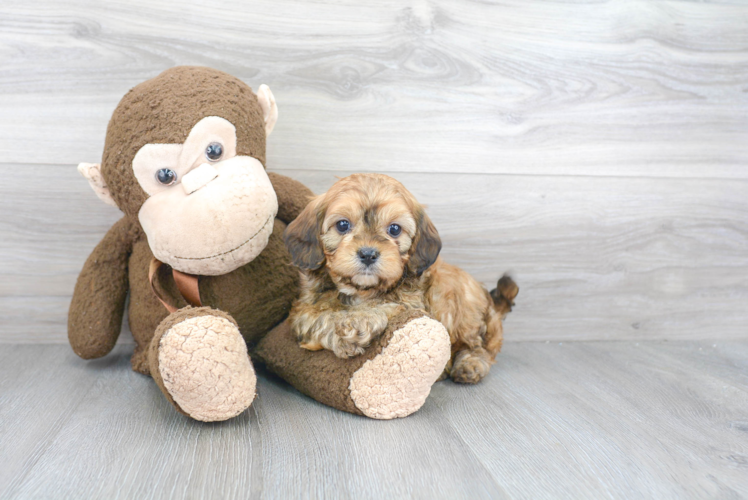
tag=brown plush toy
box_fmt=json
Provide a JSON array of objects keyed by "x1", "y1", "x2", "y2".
[{"x1": 69, "y1": 66, "x2": 451, "y2": 422}]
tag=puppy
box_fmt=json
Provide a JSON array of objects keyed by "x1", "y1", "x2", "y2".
[{"x1": 283, "y1": 173, "x2": 518, "y2": 384}]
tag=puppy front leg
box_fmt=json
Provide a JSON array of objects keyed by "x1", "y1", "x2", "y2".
[
  {"x1": 290, "y1": 301, "x2": 382, "y2": 358},
  {"x1": 292, "y1": 301, "x2": 405, "y2": 358},
  {"x1": 333, "y1": 308, "x2": 389, "y2": 358},
  {"x1": 333, "y1": 303, "x2": 406, "y2": 358},
  {"x1": 290, "y1": 302, "x2": 339, "y2": 352}
]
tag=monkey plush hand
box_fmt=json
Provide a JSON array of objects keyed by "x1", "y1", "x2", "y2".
[{"x1": 69, "y1": 66, "x2": 450, "y2": 421}]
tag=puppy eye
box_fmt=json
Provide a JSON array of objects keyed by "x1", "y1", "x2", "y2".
[
  {"x1": 205, "y1": 142, "x2": 223, "y2": 161},
  {"x1": 387, "y1": 224, "x2": 402, "y2": 237},
  {"x1": 336, "y1": 220, "x2": 351, "y2": 234},
  {"x1": 155, "y1": 168, "x2": 177, "y2": 186}
]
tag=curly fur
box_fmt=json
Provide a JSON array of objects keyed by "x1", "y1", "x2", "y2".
[{"x1": 284, "y1": 173, "x2": 518, "y2": 383}]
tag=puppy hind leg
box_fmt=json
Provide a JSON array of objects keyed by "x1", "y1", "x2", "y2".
[
  {"x1": 450, "y1": 346, "x2": 493, "y2": 384},
  {"x1": 480, "y1": 274, "x2": 519, "y2": 359},
  {"x1": 482, "y1": 306, "x2": 504, "y2": 358}
]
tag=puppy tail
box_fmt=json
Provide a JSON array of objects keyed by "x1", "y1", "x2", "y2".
[
  {"x1": 489, "y1": 274, "x2": 518, "y2": 317},
  {"x1": 482, "y1": 274, "x2": 518, "y2": 357}
]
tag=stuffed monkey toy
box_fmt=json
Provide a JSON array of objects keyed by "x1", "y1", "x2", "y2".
[{"x1": 69, "y1": 66, "x2": 450, "y2": 421}]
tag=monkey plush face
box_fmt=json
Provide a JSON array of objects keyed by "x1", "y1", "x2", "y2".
[
  {"x1": 78, "y1": 66, "x2": 281, "y2": 276},
  {"x1": 134, "y1": 116, "x2": 277, "y2": 275}
]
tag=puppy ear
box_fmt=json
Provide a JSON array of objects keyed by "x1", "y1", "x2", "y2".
[
  {"x1": 408, "y1": 209, "x2": 442, "y2": 276},
  {"x1": 284, "y1": 196, "x2": 326, "y2": 270}
]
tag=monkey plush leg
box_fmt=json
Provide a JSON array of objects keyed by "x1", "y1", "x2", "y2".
[
  {"x1": 148, "y1": 307, "x2": 256, "y2": 422},
  {"x1": 254, "y1": 309, "x2": 450, "y2": 419}
]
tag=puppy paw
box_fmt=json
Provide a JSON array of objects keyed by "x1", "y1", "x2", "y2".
[
  {"x1": 299, "y1": 339, "x2": 324, "y2": 351},
  {"x1": 331, "y1": 335, "x2": 367, "y2": 358},
  {"x1": 450, "y1": 349, "x2": 492, "y2": 384},
  {"x1": 332, "y1": 310, "x2": 388, "y2": 357}
]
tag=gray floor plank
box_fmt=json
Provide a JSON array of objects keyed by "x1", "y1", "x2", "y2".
[
  {"x1": 0, "y1": 346, "x2": 109, "y2": 494},
  {"x1": 1, "y1": 341, "x2": 746, "y2": 499},
  {"x1": 433, "y1": 341, "x2": 748, "y2": 499}
]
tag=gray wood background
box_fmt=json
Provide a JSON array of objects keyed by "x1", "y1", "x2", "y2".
[{"x1": 1, "y1": 0, "x2": 747, "y2": 343}]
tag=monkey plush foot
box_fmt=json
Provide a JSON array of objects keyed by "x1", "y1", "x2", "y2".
[
  {"x1": 348, "y1": 314, "x2": 451, "y2": 418},
  {"x1": 255, "y1": 309, "x2": 451, "y2": 419},
  {"x1": 148, "y1": 307, "x2": 256, "y2": 422}
]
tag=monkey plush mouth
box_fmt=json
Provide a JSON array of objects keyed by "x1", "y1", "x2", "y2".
[{"x1": 173, "y1": 214, "x2": 274, "y2": 261}]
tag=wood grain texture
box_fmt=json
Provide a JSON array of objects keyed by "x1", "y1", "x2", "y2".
[
  {"x1": 0, "y1": 0, "x2": 747, "y2": 178},
  {"x1": 2, "y1": 164, "x2": 746, "y2": 342},
  {"x1": 0, "y1": 2, "x2": 746, "y2": 341},
  {"x1": 0, "y1": 341, "x2": 746, "y2": 499}
]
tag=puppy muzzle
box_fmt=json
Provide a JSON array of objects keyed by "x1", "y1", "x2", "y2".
[{"x1": 357, "y1": 247, "x2": 380, "y2": 267}]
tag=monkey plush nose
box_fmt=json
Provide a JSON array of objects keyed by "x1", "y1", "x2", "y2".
[
  {"x1": 358, "y1": 247, "x2": 380, "y2": 267},
  {"x1": 182, "y1": 163, "x2": 219, "y2": 195}
]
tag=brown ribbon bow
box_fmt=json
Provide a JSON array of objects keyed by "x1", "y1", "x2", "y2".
[{"x1": 148, "y1": 258, "x2": 202, "y2": 313}]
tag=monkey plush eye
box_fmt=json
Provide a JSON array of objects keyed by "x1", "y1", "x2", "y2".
[
  {"x1": 205, "y1": 142, "x2": 223, "y2": 161},
  {"x1": 387, "y1": 224, "x2": 402, "y2": 237},
  {"x1": 335, "y1": 220, "x2": 351, "y2": 234},
  {"x1": 155, "y1": 168, "x2": 177, "y2": 185}
]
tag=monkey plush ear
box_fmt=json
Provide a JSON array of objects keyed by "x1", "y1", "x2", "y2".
[
  {"x1": 408, "y1": 210, "x2": 442, "y2": 276},
  {"x1": 257, "y1": 84, "x2": 278, "y2": 137},
  {"x1": 77, "y1": 163, "x2": 118, "y2": 208},
  {"x1": 283, "y1": 196, "x2": 325, "y2": 270}
]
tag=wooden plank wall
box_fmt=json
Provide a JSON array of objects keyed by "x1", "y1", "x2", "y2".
[{"x1": 1, "y1": 0, "x2": 747, "y2": 343}]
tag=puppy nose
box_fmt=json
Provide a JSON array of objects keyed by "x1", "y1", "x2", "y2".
[
  {"x1": 358, "y1": 247, "x2": 380, "y2": 266},
  {"x1": 182, "y1": 163, "x2": 219, "y2": 195}
]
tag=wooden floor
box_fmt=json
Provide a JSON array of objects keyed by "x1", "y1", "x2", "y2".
[{"x1": 1, "y1": 341, "x2": 746, "y2": 499}]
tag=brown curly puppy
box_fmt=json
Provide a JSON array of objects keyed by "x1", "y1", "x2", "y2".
[{"x1": 284, "y1": 173, "x2": 518, "y2": 384}]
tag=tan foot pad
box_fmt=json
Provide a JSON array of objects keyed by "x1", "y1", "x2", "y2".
[
  {"x1": 349, "y1": 316, "x2": 451, "y2": 419},
  {"x1": 158, "y1": 315, "x2": 256, "y2": 422}
]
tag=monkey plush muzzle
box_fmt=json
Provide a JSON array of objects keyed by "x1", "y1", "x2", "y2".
[
  {"x1": 139, "y1": 155, "x2": 278, "y2": 276},
  {"x1": 181, "y1": 163, "x2": 219, "y2": 195}
]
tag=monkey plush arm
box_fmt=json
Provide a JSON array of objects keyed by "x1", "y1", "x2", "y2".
[
  {"x1": 267, "y1": 172, "x2": 314, "y2": 225},
  {"x1": 68, "y1": 217, "x2": 138, "y2": 359}
]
